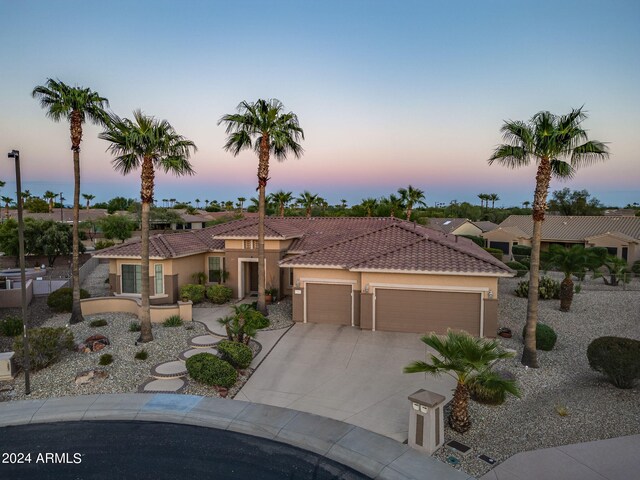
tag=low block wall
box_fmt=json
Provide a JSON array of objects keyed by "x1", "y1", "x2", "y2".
[
  {"x1": 0, "y1": 280, "x2": 34, "y2": 308},
  {"x1": 80, "y1": 297, "x2": 192, "y2": 322}
]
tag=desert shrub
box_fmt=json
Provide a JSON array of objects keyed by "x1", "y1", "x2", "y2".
[
  {"x1": 129, "y1": 321, "x2": 141, "y2": 332},
  {"x1": 483, "y1": 247, "x2": 503, "y2": 261},
  {"x1": 47, "y1": 287, "x2": 90, "y2": 313},
  {"x1": 13, "y1": 327, "x2": 74, "y2": 370},
  {"x1": 217, "y1": 340, "x2": 253, "y2": 369},
  {"x1": 587, "y1": 337, "x2": 640, "y2": 389},
  {"x1": 631, "y1": 260, "x2": 640, "y2": 275},
  {"x1": 206, "y1": 285, "x2": 233, "y2": 304},
  {"x1": 163, "y1": 315, "x2": 184, "y2": 327},
  {"x1": 512, "y1": 245, "x2": 532, "y2": 256},
  {"x1": 522, "y1": 323, "x2": 557, "y2": 351},
  {"x1": 179, "y1": 284, "x2": 206, "y2": 303},
  {"x1": 458, "y1": 235, "x2": 485, "y2": 247},
  {"x1": 99, "y1": 353, "x2": 113, "y2": 366},
  {"x1": 186, "y1": 352, "x2": 237, "y2": 388},
  {"x1": 468, "y1": 369, "x2": 517, "y2": 405},
  {"x1": 89, "y1": 319, "x2": 108, "y2": 327},
  {"x1": 248, "y1": 309, "x2": 270, "y2": 330},
  {"x1": 514, "y1": 276, "x2": 560, "y2": 300},
  {"x1": 575, "y1": 284, "x2": 582, "y2": 294},
  {"x1": 506, "y1": 261, "x2": 528, "y2": 277},
  {"x1": 134, "y1": 349, "x2": 149, "y2": 361},
  {"x1": 0, "y1": 315, "x2": 23, "y2": 337},
  {"x1": 94, "y1": 240, "x2": 116, "y2": 250}
]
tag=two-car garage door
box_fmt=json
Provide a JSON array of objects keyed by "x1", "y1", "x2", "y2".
[{"x1": 374, "y1": 289, "x2": 481, "y2": 336}]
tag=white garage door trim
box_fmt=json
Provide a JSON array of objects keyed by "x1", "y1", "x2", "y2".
[
  {"x1": 369, "y1": 283, "x2": 487, "y2": 335},
  {"x1": 301, "y1": 278, "x2": 357, "y2": 326}
]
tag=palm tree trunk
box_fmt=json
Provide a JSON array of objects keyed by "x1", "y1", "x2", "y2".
[
  {"x1": 522, "y1": 158, "x2": 551, "y2": 368},
  {"x1": 256, "y1": 137, "x2": 269, "y2": 315},
  {"x1": 560, "y1": 277, "x2": 574, "y2": 312},
  {"x1": 406, "y1": 205, "x2": 412, "y2": 221},
  {"x1": 69, "y1": 116, "x2": 84, "y2": 325},
  {"x1": 449, "y1": 382, "x2": 471, "y2": 433},
  {"x1": 280, "y1": 203, "x2": 284, "y2": 218},
  {"x1": 138, "y1": 157, "x2": 154, "y2": 342}
]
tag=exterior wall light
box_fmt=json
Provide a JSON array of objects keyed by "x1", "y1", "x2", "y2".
[{"x1": 488, "y1": 290, "x2": 493, "y2": 299}]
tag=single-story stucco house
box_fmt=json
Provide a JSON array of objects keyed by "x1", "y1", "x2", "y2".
[
  {"x1": 95, "y1": 217, "x2": 514, "y2": 337},
  {"x1": 427, "y1": 218, "x2": 498, "y2": 236},
  {"x1": 482, "y1": 215, "x2": 640, "y2": 264}
]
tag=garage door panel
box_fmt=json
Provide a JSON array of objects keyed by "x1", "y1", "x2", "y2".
[
  {"x1": 375, "y1": 289, "x2": 480, "y2": 335},
  {"x1": 307, "y1": 283, "x2": 352, "y2": 325}
]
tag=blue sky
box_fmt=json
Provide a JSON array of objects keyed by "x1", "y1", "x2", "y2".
[{"x1": 0, "y1": 0, "x2": 638, "y2": 207}]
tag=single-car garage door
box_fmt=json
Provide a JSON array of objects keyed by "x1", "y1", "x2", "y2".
[
  {"x1": 306, "y1": 283, "x2": 352, "y2": 325},
  {"x1": 375, "y1": 289, "x2": 481, "y2": 335}
]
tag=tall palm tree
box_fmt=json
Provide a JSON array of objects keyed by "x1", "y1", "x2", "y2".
[
  {"x1": 1, "y1": 196, "x2": 12, "y2": 220},
  {"x1": 360, "y1": 198, "x2": 378, "y2": 217},
  {"x1": 219, "y1": 99, "x2": 304, "y2": 313},
  {"x1": 195, "y1": 198, "x2": 201, "y2": 209},
  {"x1": 477, "y1": 193, "x2": 485, "y2": 208},
  {"x1": 398, "y1": 185, "x2": 426, "y2": 221},
  {"x1": 100, "y1": 110, "x2": 196, "y2": 342},
  {"x1": 33, "y1": 78, "x2": 109, "y2": 324},
  {"x1": 237, "y1": 196, "x2": 246, "y2": 212},
  {"x1": 340, "y1": 199, "x2": 347, "y2": 209},
  {"x1": 405, "y1": 331, "x2": 518, "y2": 433},
  {"x1": 296, "y1": 191, "x2": 319, "y2": 218},
  {"x1": 541, "y1": 244, "x2": 592, "y2": 312},
  {"x1": 489, "y1": 193, "x2": 500, "y2": 209},
  {"x1": 381, "y1": 194, "x2": 404, "y2": 218},
  {"x1": 522, "y1": 200, "x2": 531, "y2": 209},
  {"x1": 269, "y1": 190, "x2": 293, "y2": 217},
  {"x1": 43, "y1": 191, "x2": 57, "y2": 213},
  {"x1": 82, "y1": 193, "x2": 95, "y2": 209},
  {"x1": 489, "y1": 107, "x2": 608, "y2": 367}
]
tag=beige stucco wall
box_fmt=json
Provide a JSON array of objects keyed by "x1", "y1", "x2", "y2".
[
  {"x1": 452, "y1": 223, "x2": 483, "y2": 236},
  {"x1": 172, "y1": 254, "x2": 206, "y2": 287},
  {"x1": 587, "y1": 236, "x2": 639, "y2": 264},
  {"x1": 80, "y1": 297, "x2": 193, "y2": 322},
  {"x1": 360, "y1": 272, "x2": 498, "y2": 299},
  {"x1": 224, "y1": 239, "x2": 291, "y2": 251},
  {"x1": 294, "y1": 268, "x2": 362, "y2": 290}
]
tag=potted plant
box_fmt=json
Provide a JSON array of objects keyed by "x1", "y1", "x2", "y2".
[{"x1": 265, "y1": 288, "x2": 273, "y2": 305}]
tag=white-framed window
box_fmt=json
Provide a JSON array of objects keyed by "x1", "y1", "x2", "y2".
[
  {"x1": 121, "y1": 264, "x2": 141, "y2": 294},
  {"x1": 208, "y1": 256, "x2": 224, "y2": 283},
  {"x1": 154, "y1": 264, "x2": 164, "y2": 294}
]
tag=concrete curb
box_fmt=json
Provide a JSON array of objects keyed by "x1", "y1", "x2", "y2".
[{"x1": 0, "y1": 394, "x2": 471, "y2": 480}]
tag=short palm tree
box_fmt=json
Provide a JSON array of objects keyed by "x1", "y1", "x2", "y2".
[
  {"x1": 405, "y1": 331, "x2": 519, "y2": 433},
  {"x1": 489, "y1": 107, "x2": 608, "y2": 367},
  {"x1": 296, "y1": 191, "x2": 319, "y2": 218},
  {"x1": 360, "y1": 197, "x2": 378, "y2": 217},
  {"x1": 398, "y1": 185, "x2": 426, "y2": 220},
  {"x1": 542, "y1": 244, "x2": 592, "y2": 311},
  {"x1": 340, "y1": 199, "x2": 348, "y2": 209},
  {"x1": 100, "y1": 110, "x2": 196, "y2": 342},
  {"x1": 237, "y1": 197, "x2": 246, "y2": 212},
  {"x1": 43, "y1": 191, "x2": 57, "y2": 213},
  {"x1": 219, "y1": 99, "x2": 304, "y2": 314},
  {"x1": 82, "y1": 193, "x2": 95, "y2": 209},
  {"x1": 1, "y1": 196, "x2": 12, "y2": 219},
  {"x1": 269, "y1": 190, "x2": 293, "y2": 217},
  {"x1": 381, "y1": 194, "x2": 404, "y2": 218},
  {"x1": 33, "y1": 78, "x2": 109, "y2": 324}
]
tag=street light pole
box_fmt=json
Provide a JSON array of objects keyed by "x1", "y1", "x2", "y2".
[
  {"x1": 8, "y1": 150, "x2": 30, "y2": 395},
  {"x1": 60, "y1": 192, "x2": 64, "y2": 222}
]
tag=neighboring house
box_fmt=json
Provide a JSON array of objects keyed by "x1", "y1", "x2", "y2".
[
  {"x1": 472, "y1": 221, "x2": 499, "y2": 233},
  {"x1": 482, "y1": 215, "x2": 640, "y2": 264},
  {"x1": 427, "y1": 218, "x2": 498, "y2": 237},
  {"x1": 95, "y1": 217, "x2": 514, "y2": 337},
  {"x1": 150, "y1": 210, "x2": 257, "y2": 231}
]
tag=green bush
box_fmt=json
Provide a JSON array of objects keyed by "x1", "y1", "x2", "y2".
[
  {"x1": 0, "y1": 315, "x2": 23, "y2": 337},
  {"x1": 631, "y1": 261, "x2": 640, "y2": 275},
  {"x1": 518, "y1": 257, "x2": 531, "y2": 269},
  {"x1": 522, "y1": 323, "x2": 557, "y2": 351},
  {"x1": 47, "y1": 287, "x2": 90, "y2": 313},
  {"x1": 13, "y1": 327, "x2": 74, "y2": 370},
  {"x1": 99, "y1": 354, "x2": 113, "y2": 365},
  {"x1": 483, "y1": 247, "x2": 503, "y2": 261},
  {"x1": 206, "y1": 285, "x2": 233, "y2": 304},
  {"x1": 506, "y1": 261, "x2": 528, "y2": 277},
  {"x1": 134, "y1": 349, "x2": 148, "y2": 361},
  {"x1": 94, "y1": 240, "x2": 115, "y2": 250},
  {"x1": 458, "y1": 235, "x2": 485, "y2": 247},
  {"x1": 587, "y1": 337, "x2": 640, "y2": 389},
  {"x1": 186, "y1": 353, "x2": 237, "y2": 388},
  {"x1": 512, "y1": 245, "x2": 532, "y2": 256},
  {"x1": 163, "y1": 315, "x2": 184, "y2": 327},
  {"x1": 89, "y1": 319, "x2": 108, "y2": 327},
  {"x1": 514, "y1": 276, "x2": 560, "y2": 300},
  {"x1": 468, "y1": 369, "x2": 517, "y2": 405},
  {"x1": 129, "y1": 322, "x2": 141, "y2": 332},
  {"x1": 179, "y1": 284, "x2": 206, "y2": 303},
  {"x1": 248, "y1": 309, "x2": 270, "y2": 330},
  {"x1": 217, "y1": 340, "x2": 253, "y2": 369}
]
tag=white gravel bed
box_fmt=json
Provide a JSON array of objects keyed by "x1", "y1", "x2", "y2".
[
  {"x1": 265, "y1": 297, "x2": 294, "y2": 330},
  {"x1": 433, "y1": 276, "x2": 640, "y2": 478},
  {"x1": 0, "y1": 313, "x2": 207, "y2": 402}
]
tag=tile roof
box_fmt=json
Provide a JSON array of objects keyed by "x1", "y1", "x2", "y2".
[
  {"x1": 426, "y1": 218, "x2": 471, "y2": 234},
  {"x1": 472, "y1": 221, "x2": 499, "y2": 233},
  {"x1": 497, "y1": 215, "x2": 640, "y2": 241}
]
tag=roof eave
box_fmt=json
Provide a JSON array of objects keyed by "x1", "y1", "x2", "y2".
[{"x1": 349, "y1": 268, "x2": 514, "y2": 277}]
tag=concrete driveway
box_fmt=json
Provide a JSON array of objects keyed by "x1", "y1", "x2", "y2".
[{"x1": 238, "y1": 323, "x2": 455, "y2": 442}]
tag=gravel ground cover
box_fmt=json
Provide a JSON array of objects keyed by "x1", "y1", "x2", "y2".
[
  {"x1": 433, "y1": 276, "x2": 640, "y2": 478},
  {"x1": 265, "y1": 297, "x2": 294, "y2": 330}
]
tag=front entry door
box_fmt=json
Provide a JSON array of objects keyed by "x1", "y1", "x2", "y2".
[{"x1": 249, "y1": 262, "x2": 258, "y2": 293}]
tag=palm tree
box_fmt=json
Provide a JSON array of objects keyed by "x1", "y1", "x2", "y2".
[
  {"x1": 405, "y1": 331, "x2": 518, "y2": 433},
  {"x1": 169, "y1": 198, "x2": 176, "y2": 207},
  {"x1": 542, "y1": 244, "x2": 592, "y2": 312},
  {"x1": 100, "y1": 109, "x2": 196, "y2": 342},
  {"x1": 489, "y1": 107, "x2": 608, "y2": 367},
  {"x1": 477, "y1": 193, "x2": 485, "y2": 208},
  {"x1": 237, "y1": 196, "x2": 246, "y2": 212},
  {"x1": 33, "y1": 78, "x2": 109, "y2": 324},
  {"x1": 269, "y1": 190, "x2": 293, "y2": 217},
  {"x1": 1, "y1": 196, "x2": 12, "y2": 220},
  {"x1": 21, "y1": 190, "x2": 32, "y2": 200},
  {"x1": 381, "y1": 194, "x2": 404, "y2": 218},
  {"x1": 360, "y1": 198, "x2": 378, "y2": 217},
  {"x1": 224, "y1": 200, "x2": 234, "y2": 211},
  {"x1": 82, "y1": 193, "x2": 95, "y2": 209},
  {"x1": 398, "y1": 185, "x2": 426, "y2": 221},
  {"x1": 296, "y1": 191, "x2": 319, "y2": 218},
  {"x1": 219, "y1": 99, "x2": 304, "y2": 314},
  {"x1": 340, "y1": 199, "x2": 348, "y2": 209},
  {"x1": 489, "y1": 193, "x2": 500, "y2": 209},
  {"x1": 43, "y1": 191, "x2": 57, "y2": 213},
  {"x1": 195, "y1": 198, "x2": 201, "y2": 209},
  {"x1": 522, "y1": 200, "x2": 531, "y2": 209}
]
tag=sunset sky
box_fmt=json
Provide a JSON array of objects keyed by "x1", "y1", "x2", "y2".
[{"x1": 1, "y1": 0, "x2": 638, "y2": 207}]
